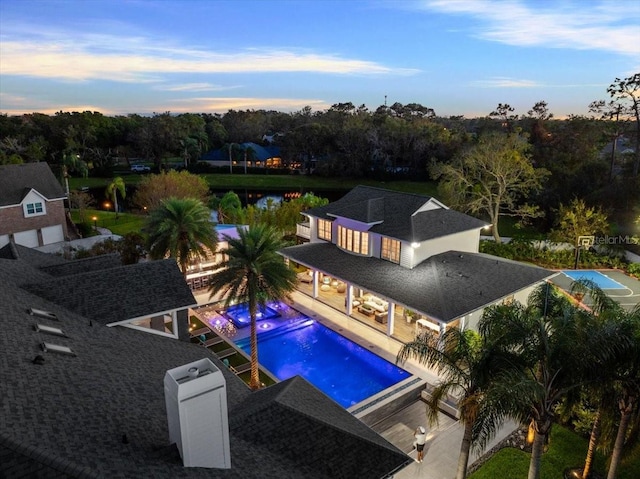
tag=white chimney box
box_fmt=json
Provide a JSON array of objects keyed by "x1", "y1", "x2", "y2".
[{"x1": 164, "y1": 358, "x2": 231, "y2": 469}]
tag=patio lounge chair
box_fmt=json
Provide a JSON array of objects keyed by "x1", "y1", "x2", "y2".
[
  {"x1": 202, "y1": 336, "x2": 224, "y2": 348},
  {"x1": 215, "y1": 348, "x2": 237, "y2": 360},
  {"x1": 230, "y1": 362, "x2": 251, "y2": 375},
  {"x1": 190, "y1": 327, "x2": 211, "y2": 338}
]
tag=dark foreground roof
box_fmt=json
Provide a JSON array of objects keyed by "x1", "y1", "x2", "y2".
[
  {"x1": 25, "y1": 259, "x2": 197, "y2": 324},
  {"x1": 280, "y1": 243, "x2": 555, "y2": 322},
  {"x1": 0, "y1": 162, "x2": 66, "y2": 207},
  {"x1": 305, "y1": 185, "x2": 486, "y2": 242},
  {"x1": 1, "y1": 245, "x2": 409, "y2": 478}
]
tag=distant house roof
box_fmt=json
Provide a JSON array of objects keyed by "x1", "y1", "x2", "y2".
[
  {"x1": 0, "y1": 243, "x2": 409, "y2": 478},
  {"x1": 280, "y1": 243, "x2": 555, "y2": 322},
  {"x1": 0, "y1": 162, "x2": 66, "y2": 207},
  {"x1": 305, "y1": 185, "x2": 487, "y2": 242}
]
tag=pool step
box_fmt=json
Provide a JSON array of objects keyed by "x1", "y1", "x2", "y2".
[{"x1": 350, "y1": 376, "x2": 427, "y2": 426}]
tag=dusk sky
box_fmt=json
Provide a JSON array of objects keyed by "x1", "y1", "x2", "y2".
[{"x1": 1, "y1": 0, "x2": 638, "y2": 118}]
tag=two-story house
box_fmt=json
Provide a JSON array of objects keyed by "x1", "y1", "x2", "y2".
[
  {"x1": 0, "y1": 162, "x2": 68, "y2": 248},
  {"x1": 280, "y1": 186, "x2": 555, "y2": 342}
]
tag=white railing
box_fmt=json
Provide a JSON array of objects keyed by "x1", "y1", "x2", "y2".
[{"x1": 296, "y1": 222, "x2": 310, "y2": 239}]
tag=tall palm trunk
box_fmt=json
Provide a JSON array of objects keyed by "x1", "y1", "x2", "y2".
[
  {"x1": 456, "y1": 421, "x2": 473, "y2": 479},
  {"x1": 113, "y1": 194, "x2": 119, "y2": 219},
  {"x1": 607, "y1": 394, "x2": 635, "y2": 479},
  {"x1": 248, "y1": 297, "x2": 260, "y2": 390},
  {"x1": 528, "y1": 430, "x2": 546, "y2": 479},
  {"x1": 582, "y1": 408, "x2": 601, "y2": 479}
]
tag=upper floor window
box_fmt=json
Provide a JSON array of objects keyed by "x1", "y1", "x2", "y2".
[
  {"x1": 337, "y1": 225, "x2": 369, "y2": 255},
  {"x1": 317, "y1": 219, "x2": 332, "y2": 241},
  {"x1": 25, "y1": 201, "x2": 45, "y2": 217},
  {"x1": 381, "y1": 237, "x2": 401, "y2": 264}
]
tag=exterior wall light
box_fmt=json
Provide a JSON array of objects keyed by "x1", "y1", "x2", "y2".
[{"x1": 411, "y1": 242, "x2": 420, "y2": 248}]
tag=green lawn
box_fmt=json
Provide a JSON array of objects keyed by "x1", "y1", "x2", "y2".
[
  {"x1": 469, "y1": 425, "x2": 639, "y2": 479},
  {"x1": 69, "y1": 173, "x2": 439, "y2": 197},
  {"x1": 71, "y1": 209, "x2": 147, "y2": 236}
]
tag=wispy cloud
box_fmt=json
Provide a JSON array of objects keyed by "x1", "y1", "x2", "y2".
[
  {"x1": 0, "y1": 26, "x2": 419, "y2": 82},
  {"x1": 420, "y1": 0, "x2": 640, "y2": 56},
  {"x1": 472, "y1": 77, "x2": 541, "y2": 88},
  {"x1": 168, "y1": 97, "x2": 330, "y2": 114},
  {"x1": 154, "y1": 83, "x2": 241, "y2": 92}
]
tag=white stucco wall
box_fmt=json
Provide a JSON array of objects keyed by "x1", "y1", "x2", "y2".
[{"x1": 408, "y1": 229, "x2": 481, "y2": 268}]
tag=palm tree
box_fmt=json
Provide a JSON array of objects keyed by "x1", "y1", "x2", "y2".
[
  {"x1": 146, "y1": 197, "x2": 217, "y2": 277},
  {"x1": 207, "y1": 224, "x2": 297, "y2": 390},
  {"x1": 479, "y1": 283, "x2": 604, "y2": 479},
  {"x1": 397, "y1": 328, "x2": 500, "y2": 479},
  {"x1": 567, "y1": 280, "x2": 635, "y2": 479},
  {"x1": 105, "y1": 176, "x2": 126, "y2": 219},
  {"x1": 606, "y1": 311, "x2": 640, "y2": 479}
]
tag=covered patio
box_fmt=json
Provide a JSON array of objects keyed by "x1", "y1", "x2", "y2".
[
  {"x1": 296, "y1": 272, "x2": 439, "y2": 344},
  {"x1": 281, "y1": 242, "x2": 555, "y2": 344}
]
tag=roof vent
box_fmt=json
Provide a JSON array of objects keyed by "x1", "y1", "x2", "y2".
[
  {"x1": 34, "y1": 324, "x2": 66, "y2": 337},
  {"x1": 41, "y1": 342, "x2": 76, "y2": 356},
  {"x1": 32, "y1": 355, "x2": 45, "y2": 365},
  {"x1": 164, "y1": 358, "x2": 231, "y2": 469},
  {"x1": 27, "y1": 307, "x2": 58, "y2": 321}
]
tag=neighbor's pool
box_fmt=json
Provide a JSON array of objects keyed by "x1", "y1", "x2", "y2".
[
  {"x1": 234, "y1": 310, "x2": 411, "y2": 408},
  {"x1": 562, "y1": 270, "x2": 626, "y2": 290}
]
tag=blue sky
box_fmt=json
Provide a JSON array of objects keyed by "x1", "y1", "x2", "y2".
[{"x1": 1, "y1": 0, "x2": 638, "y2": 118}]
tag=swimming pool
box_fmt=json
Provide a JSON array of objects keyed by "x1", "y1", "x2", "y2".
[
  {"x1": 223, "y1": 303, "x2": 281, "y2": 328},
  {"x1": 233, "y1": 308, "x2": 411, "y2": 408},
  {"x1": 563, "y1": 270, "x2": 626, "y2": 290}
]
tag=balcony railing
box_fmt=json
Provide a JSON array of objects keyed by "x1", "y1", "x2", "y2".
[{"x1": 296, "y1": 222, "x2": 310, "y2": 239}]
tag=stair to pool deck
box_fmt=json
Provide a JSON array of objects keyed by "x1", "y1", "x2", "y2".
[{"x1": 349, "y1": 376, "x2": 427, "y2": 426}]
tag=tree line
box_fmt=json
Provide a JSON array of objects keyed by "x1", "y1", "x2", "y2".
[{"x1": 1, "y1": 74, "x2": 638, "y2": 233}]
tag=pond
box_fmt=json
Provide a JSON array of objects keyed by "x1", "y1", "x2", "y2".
[{"x1": 86, "y1": 186, "x2": 347, "y2": 212}]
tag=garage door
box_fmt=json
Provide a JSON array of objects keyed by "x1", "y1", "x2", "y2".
[
  {"x1": 41, "y1": 224, "x2": 64, "y2": 245},
  {"x1": 14, "y1": 229, "x2": 39, "y2": 247}
]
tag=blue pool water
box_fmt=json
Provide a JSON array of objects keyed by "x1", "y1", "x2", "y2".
[
  {"x1": 563, "y1": 270, "x2": 626, "y2": 290},
  {"x1": 234, "y1": 314, "x2": 411, "y2": 408},
  {"x1": 224, "y1": 303, "x2": 280, "y2": 328}
]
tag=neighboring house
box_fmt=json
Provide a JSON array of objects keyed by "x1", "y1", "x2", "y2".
[
  {"x1": 0, "y1": 162, "x2": 69, "y2": 248},
  {"x1": 200, "y1": 142, "x2": 282, "y2": 169},
  {"x1": 280, "y1": 186, "x2": 555, "y2": 338},
  {"x1": 0, "y1": 242, "x2": 409, "y2": 478}
]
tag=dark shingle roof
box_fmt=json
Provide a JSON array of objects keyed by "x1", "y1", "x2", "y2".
[
  {"x1": 230, "y1": 377, "x2": 410, "y2": 479},
  {"x1": 305, "y1": 185, "x2": 486, "y2": 242},
  {"x1": 1, "y1": 246, "x2": 409, "y2": 478},
  {"x1": 0, "y1": 162, "x2": 66, "y2": 207},
  {"x1": 40, "y1": 253, "x2": 124, "y2": 276},
  {"x1": 25, "y1": 259, "x2": 197, "y2": 324},
  {"x1": 280, "y1": 243, "x2": 555, "y2": 322}
]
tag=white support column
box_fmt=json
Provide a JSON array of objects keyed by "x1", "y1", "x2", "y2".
[
  {"x1": 346, "y1": 284, "x2": 353, "y2": 315},
  {"x1": 312, "y1": 270, "x2": 318, "y2": 298},
  {"x1": 386, "y1": 303, "x2": 395, "y2": 336}
]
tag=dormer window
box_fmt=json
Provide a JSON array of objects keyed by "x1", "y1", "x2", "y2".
[
  {"x1": 25, "y1": 201, "x2": 45, "y2": 217},
  {"x1": 381, "y1": 237, "x2": 401, "y2": 264},
  {"x1": 337, "y1": 225, "x2": 369, "y2": 255},
  {"x1": 317, "y1": 219, "x2": 332, "y2": 241}
]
